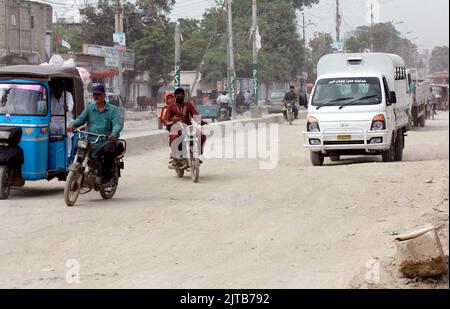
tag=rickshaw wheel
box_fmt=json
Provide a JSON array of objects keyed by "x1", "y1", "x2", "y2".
[
  {"x1": 0, "y1": 166, "x2": 11, "y2": 200},
  {"x1": 64, "y1": 171, "x2": 83, "y2": 207}
]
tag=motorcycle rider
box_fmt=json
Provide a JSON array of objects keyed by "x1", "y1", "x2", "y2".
[
  {"x1": 283, "y1": 85, "x2": 299, "y2": 120},
  {"x1": 217, "y1": 91, "x2": 232, "y2": 119},
  {"x1": 162, "y1": 88, "x2": 207, "y2": 169},
  {"x1": 68, "y1": 84, "x2": 124, "y2": 187}
]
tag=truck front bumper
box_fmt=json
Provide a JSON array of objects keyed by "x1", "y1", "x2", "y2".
[{"x1": 303, "y1": 129, "x2": 390, "y2": 153}]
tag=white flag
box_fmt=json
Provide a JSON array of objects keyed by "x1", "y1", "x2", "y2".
[
  {"x1": 255, "y1": 26, "x2": 262, "y2": 51},
  {"x1": 61, "y1": 39, "x2": 71, "y2": 50}
]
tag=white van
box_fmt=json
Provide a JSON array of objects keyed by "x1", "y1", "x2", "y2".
[{"x1": 304, "y1": 53, "x2": 410, "y2": 166}]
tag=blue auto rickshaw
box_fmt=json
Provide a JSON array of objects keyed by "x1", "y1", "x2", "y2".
[{"x1": 0, "y1": 65, "x2": 86, "y2": 199}]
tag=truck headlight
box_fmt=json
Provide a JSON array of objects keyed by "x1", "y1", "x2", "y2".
[
  {"x1": 307, "y1": 116, "x2": 320, "y2": 132},
  {"x1": 371, "y1": 114, "x2": 386, "y2": 131}
]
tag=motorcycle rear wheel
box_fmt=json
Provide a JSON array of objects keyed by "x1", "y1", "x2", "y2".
[{"x1": 100, "y1": 164, "x2": 120, "y2": 200}]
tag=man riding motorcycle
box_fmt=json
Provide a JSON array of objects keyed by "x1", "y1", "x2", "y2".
[
  {"x1": 68, "y1": 84, "x2": 123, "y2": 187},
  {"x1": 217, "y1": 91, "x2": 232, "y2": 119},
  {"x1": 283, "y1": 85, "x2": 299, "y2": 120},
  {"x1": 162, "y1": 88, "x2": 207, "y2": 169}
]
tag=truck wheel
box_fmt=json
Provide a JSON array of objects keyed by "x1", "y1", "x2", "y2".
[
  {"x1": 382, "y1": 135, "x2": 395, "y2": 163},
  {"x1": 394, "y1": 130, "x2": 404, "y2": 162},
  {"x1": 0, "y1": 166, "x2": 11, "y2": 200},
  {"x1": 311, "y1": 152, "x2": 324, "y2": 167},
  {"x1": 419, "y1": 115, "x2": 426, "y2": 127}
]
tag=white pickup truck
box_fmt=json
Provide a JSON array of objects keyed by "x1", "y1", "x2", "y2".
[
  {"x1": 304, "y1": 53, "x2": 410, "y2": 166},
  {"x1": 407, "y1": 68, "x2": 431, "y2": 127}
]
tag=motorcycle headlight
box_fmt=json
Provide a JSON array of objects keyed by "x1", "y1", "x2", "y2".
[
  {"x1": 307, "y1": 116, "x2": 320, "y2": 132},
  {"x1": 77, "y1": 139, "x2": 88, "y2": 149}
]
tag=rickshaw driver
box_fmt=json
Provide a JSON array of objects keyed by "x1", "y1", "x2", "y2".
[{"x1": 68, "y1": 84, "x2": 123, "y2": 187}]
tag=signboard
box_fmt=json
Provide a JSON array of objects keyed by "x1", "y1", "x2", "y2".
[
  {"x1": 113, "y1": 32, "x2": 127, "y2": 52},
  {"x1": 83, "y1": 44, "x2": 135, "y2": 71},
  {"x1": 174, "y1": 61, "x2": 181, "y2": 89},
  {"x1": 252, "y1": 64, "x2": 259, "y2": 106},
  {"x1": 332, "y1": 40, "x2": 345, "y2": 53}
]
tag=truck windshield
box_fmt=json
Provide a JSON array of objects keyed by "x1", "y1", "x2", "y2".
[
  {"x1": 312, "y1": 78, "x2": 382, "y2": 108},
  {"x1": 0, "y1": 83, "x2": 48, "y2": 116}
]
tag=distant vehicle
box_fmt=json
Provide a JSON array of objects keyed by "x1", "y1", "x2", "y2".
[
  {"x1": 407, "y1": 68, "x2": 430, "y2": 127},
  {"x1": 304, "y1": 53, "x2": 411, "y2": 166},
  {"x1": 267, "y1": 90, "x2": 286, "y2": 114}
]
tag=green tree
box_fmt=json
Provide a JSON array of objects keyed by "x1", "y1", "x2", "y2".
[
  {"x1": 429, "y1": 46, "x2": 449, "y2": 73},
  {"x1": 182, "y1": 0, "x2": 318, "y2": 83},
  {"x1": 52, "y1": 24, "x2": 83, "y2": 53},
  {"x1": 345, "y1": 22, "x2": 420, "y2": 67},
  {"x1": 307, "y1": 32, "x2": 333, "y2": 81},
  {"x1": 132, "y1": 18, "x2": 175, "y2": 85}
]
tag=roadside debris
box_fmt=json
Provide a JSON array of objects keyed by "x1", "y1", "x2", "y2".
[{"x1": 395, "y1": 226, "x2": 448, "y2": 278}]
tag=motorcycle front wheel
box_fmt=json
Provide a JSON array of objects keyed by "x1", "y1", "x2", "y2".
[
  {"x1": 190, "y1": 158, "x2": 200, "y2": 183},
  {"x1": 64, "y1": 170, "x2": 83, "y2": 207}
]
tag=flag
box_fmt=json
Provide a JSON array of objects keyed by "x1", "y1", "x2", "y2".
[
  {"x1": 250, "y1": 26, "x2": 262, "y2": 52},
  {"x1": 57, "y1": 35, "x2": 71, "y2": 50}
]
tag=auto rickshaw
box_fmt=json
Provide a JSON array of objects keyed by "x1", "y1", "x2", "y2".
[{"x1": 0, "y1": 65, "x2": 86, "y2": 199}]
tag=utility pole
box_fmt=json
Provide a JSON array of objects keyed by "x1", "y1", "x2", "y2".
[
  {"x1": 115, "y1": 0, "x2": 125, "y2": 102},
  {"x1": 226, "y1": 0, "x2": 237, "y2": 119},
  {"x1": 370, "y1": 2, "x2": 374, "y2": 52},
  {"x1": 336, "y1": 0, "x2": 341, "y2": 41},
  {"x1": 302, "y1": 11, "x2": 307, "y2": 75},
  {"x1": 174, "y1": 22, "x2": 181, "y2": 89},
  {"x1": 252, "y1": 0, "x2": 258, "y2": 107}
]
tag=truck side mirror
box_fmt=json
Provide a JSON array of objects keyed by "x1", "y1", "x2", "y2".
[{"x1": 389, "y1": 91, "x2": 397, "y2": 104}]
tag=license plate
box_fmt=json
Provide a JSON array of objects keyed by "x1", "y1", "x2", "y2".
[{"x1": 337, "y1": 135, "x2": 352, "y2": 141}]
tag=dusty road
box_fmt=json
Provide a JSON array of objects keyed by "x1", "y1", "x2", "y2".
[{"x1": 0, "y1": 112, "x2": 448, "y2": 289}]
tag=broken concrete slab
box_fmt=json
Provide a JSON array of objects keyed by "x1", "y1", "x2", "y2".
[{"x1": 395, "y1": 227, "x2": 448, "y2": 279}]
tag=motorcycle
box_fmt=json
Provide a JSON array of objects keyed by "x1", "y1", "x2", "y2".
[
  {"x1": 284, "y1": 100, "x2": 295, "y2": 125},
  {"x1": 237, "y1": 104, "x2": 249, "y2": 116},
  {"x1": 64, "y1": 130, "x2": 126, "y2": 206},
  {"x1": 173, "y1": 121, "x2": 202, "y2": 183},
  {"x1": 218, "y1": 102, "x2": 231, "y2": 122}
]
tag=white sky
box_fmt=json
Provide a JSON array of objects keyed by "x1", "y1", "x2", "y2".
[{"x1": 45, "y1": 0, "x2": 449, "y2": 52}]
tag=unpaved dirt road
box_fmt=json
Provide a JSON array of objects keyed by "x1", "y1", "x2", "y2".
[{"x1": 1, "y1": 112, "x2": 448, "y2": 289}]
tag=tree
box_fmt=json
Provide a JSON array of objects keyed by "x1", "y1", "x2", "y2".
[
  {"x1": 345, "y1": 22, "x2": 420, "y2": 68},
  {"x1": 307, "y1": 32, "x2": 333, "y2": 81},
  {"x1": 52, "y1": 24, "x2": 83, "y2": 53},
  {"x1": 182, "y1": 0, "x2": 318, "y2": 83},
  {"x1": 79, "y1": 0, "x2": 145, "y2": 48},
  {"x1": 430, "y1": 46, "x2": 449, "y2": 73},
  {"x1": 132, "y1": 18, "x2": 175, "y2": 85}
]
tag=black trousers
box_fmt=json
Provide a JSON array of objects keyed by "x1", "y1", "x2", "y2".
[
  {"x1": 283, "y1": 106, "x2": 299, "y2": 119},
  {"x1": 92, "y1": 142, "x2": 118, "y2": 179}
]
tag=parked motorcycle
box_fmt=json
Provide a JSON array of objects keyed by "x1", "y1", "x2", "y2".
[
  {"x1": 64, "y1": 130, "x2": 126, "y2": 206},
  {"x1": 172, "y1": 121, "x2": 202, "y2": 183}
]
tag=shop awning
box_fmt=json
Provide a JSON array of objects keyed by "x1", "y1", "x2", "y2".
[{"x1": 91, "y1": 68, "x2": 119, "y2": 79}]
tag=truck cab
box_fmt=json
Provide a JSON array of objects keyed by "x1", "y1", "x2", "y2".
[{"x1": 304, "y1": 53, "x2": 410, "y2": 166}]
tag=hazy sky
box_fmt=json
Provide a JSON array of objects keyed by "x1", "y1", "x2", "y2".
[
  {"x1": 49, "y1": 0, "x2": 449, "y2": 51},
  {"x1": 171, "y1": 0, "x2": 449, "y2": 52}
]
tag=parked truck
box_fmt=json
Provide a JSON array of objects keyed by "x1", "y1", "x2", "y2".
[
  {"x1": 407, "y1": 68, "x2": 431, "y2": 127},
  {"x1": 304, "y1": 53, "x2": 410, "y2": 166}
]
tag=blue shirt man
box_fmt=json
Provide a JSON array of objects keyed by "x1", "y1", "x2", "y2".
[{"x1": 68, "y1": 84, "x2": 124, "y2": 186}]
